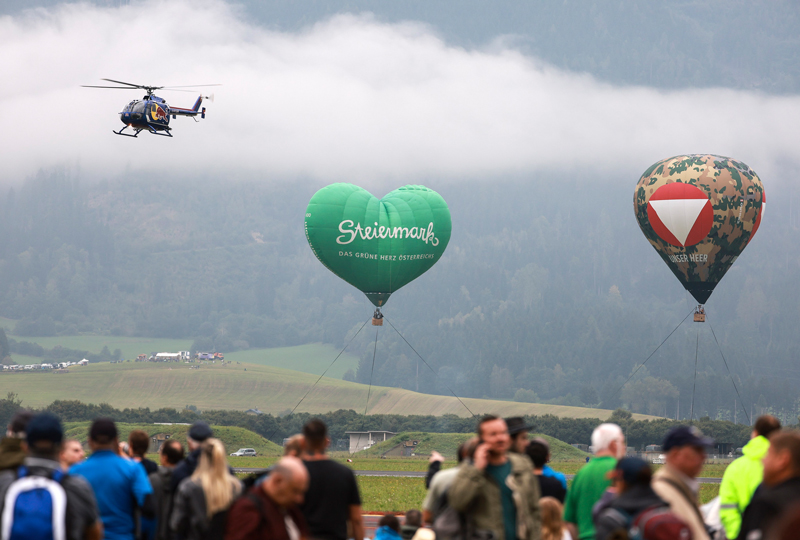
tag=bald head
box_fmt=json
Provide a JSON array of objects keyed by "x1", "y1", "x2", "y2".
[{"x1": 264, "y1": 456, "x2": 309, "y2": 507}]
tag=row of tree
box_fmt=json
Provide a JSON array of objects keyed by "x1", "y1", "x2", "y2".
[{"x1": 0, "y1": 394, "x2": 758, "y2": 449}]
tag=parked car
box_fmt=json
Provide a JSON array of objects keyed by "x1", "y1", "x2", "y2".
[{"x1": 230, "y1": 448, "x2": 257, "y2": 457}]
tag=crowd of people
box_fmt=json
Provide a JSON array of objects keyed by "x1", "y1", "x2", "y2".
[{"x1": 0, "y1": 409, "x2": 798, "y2": 540}]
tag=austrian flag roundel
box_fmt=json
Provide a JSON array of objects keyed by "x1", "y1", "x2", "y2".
[{"x1": 646, "y1": 183, "x2": 713, "y2": 247}]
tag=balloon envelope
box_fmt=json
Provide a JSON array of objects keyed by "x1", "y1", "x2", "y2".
[
  {"x1": 634, "y1": 154, "x2": 764, "y2": 304},
  {"x1": 305, "y1": 183, "x2": 451, "y2": 307}
]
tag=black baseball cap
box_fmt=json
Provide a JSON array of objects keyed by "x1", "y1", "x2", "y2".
[
  {"x1": 89, "y1": 418, "x2": 118, "y2": 441},
  {"x1": 26, "y1": 413, "x2": 63, "y2": 447},
  {"x1": 612, "y1": 457, "x2": 651, "y2": 485},
  {"x1": 662, "y1": 425, "x2": 714, "y2": 451},
  {"x1": 188, "y1": 421, "x2": 213, "y2": 442}
]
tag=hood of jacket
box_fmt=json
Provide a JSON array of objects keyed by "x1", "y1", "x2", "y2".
[
  {"x1": 742, "y1": 435, "x2": 770, "y2": 460},
  {"x1": 0, "y1": 437, "x2": 25, "y2": 470}
]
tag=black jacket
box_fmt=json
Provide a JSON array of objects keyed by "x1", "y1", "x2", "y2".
[
  {"x1": 594, "y1": 485, "x2": 668, "y2": 540},
  {"x1": 737, "y1": 476, "x2": 800, "y2": 540},
  {"x1": 170, "y1": 449, "x2": 201, "y2": 494}
]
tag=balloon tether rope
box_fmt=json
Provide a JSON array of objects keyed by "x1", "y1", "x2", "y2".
[
  {"x1": 351, "y1": 328, "x2": 379, "y2": 456},
  {"x1": 384, "y1": 317, "x2": 477, "y2": 418},
  {"x1": 615, "y1": 307, "x2": 695, "y2": 397},
  {"x1": 690, "y1": 327, "x2": 699, "y2": 423},
  {"x1": 265, "y1": 317, "x2": 370, "y2": 443},
  {"x1": 709, "y1": 320, "x2": 751, "y2": 424}
]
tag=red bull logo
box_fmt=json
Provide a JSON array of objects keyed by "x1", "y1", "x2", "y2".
[{"x1": 150, "y1": 104, "x2": 168, "y2": 122}]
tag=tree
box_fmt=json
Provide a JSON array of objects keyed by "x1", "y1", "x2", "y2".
[{"x1": 0, "y1": 328, "x2": 9, "y2": 362}]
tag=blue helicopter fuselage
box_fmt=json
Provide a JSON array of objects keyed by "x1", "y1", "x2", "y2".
[{"x1": 119, "y1": 95, "x2": 171, "y2": 131}]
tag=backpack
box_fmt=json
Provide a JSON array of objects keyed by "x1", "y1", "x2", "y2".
[
  {"x1": 432, "y1": 489, "x2": 467, "y2": 540},
  {"x1": 607, "y1": 505, "x2": 692, "y2": 540},
  {"x1": 1, "y1": 465, "x2": 68, "y2": 540}
]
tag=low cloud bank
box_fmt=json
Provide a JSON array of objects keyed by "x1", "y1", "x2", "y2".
[{"x1": 0, "y1": 0, "x2": 798, "y2": 186}]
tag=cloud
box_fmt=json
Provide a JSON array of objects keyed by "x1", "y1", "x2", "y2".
[{"x1": 0, "y1": 0, "x2": 798, "y2": 187}]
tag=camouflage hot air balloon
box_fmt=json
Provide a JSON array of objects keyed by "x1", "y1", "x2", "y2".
[
  {"x1": 305, "y1": 183, "x2": 451, "y2": 322},
  {"x1": 634, "y1": 155, "x2": 764, "y2": 311}
]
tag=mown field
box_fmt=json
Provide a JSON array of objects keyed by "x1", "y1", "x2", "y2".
[
  {"x1": 5, "y1": 332, "x2": 360, "y2": 380},
  {"x1": 0, "y1": 361, "x2": 652, "y2": 419}
]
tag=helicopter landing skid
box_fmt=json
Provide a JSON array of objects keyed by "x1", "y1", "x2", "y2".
[
  {"x1": 113, "y1": 126, "x2": 140, "y2": 137},
  {"x1": 147, "y1": 125, "x2": 172, "y2": 137}
]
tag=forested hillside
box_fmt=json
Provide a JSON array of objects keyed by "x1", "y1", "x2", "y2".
[{"x1": 0, "y1": 168, "x2": 797, "y2": 423}]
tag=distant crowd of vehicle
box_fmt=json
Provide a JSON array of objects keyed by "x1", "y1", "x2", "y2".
[{"x1": 2, "y1": 358, "x2": 89, "y2": 372}]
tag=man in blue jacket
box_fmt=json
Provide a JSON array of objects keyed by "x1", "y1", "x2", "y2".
[{"x1": 71, "y1": 418, "x2": 154, "y2": 540}]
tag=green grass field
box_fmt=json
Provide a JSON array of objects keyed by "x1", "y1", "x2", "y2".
[
  {"x1": 362, "y1": 432, "x2": 589, "y2": 460},
  {"x1": 0, "y1": 360, "x2": 653, "y2": 420},
  {"x1": 7, "y1": 335, "x2": 360, "y2": 380},
  {"x1": 65, "y1": 421, "x2": 283, "y2": 455}
]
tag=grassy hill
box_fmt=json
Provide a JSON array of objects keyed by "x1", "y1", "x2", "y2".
[
  {"x1": 5, "y1": 332, "x2": 360, "y2": 379},
  {"x1": 64, "y1": 421, "x2": 282, "y2": 456},
  {"x1": 362, "y1": 432, "x2": 589, "y2": 461},
  {"x1": 0, "y1": 361, "x2": 654, "y2": 420}
]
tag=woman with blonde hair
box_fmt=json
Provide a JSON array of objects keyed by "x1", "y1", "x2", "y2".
[
  {"x1": 539, "y1": 496, "x2": 572, "y2": 540},
  {"x1": 171, "y1": 438, "x2": 242, "y2": 540}
]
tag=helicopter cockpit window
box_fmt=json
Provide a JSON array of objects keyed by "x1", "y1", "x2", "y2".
[{"x1": 131, "y1": 102, "x2": 146, "y2": 114}]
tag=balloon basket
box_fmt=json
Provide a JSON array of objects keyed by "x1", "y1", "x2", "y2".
[
  {"x1": 372, "y1": 308, "x2": 384, "y2": 326},
  {"x1": 693, "y1": 305, "x2": 706, "y2": 323}
]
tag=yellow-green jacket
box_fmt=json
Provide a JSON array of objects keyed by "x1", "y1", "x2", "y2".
[
  {"x1": 448, "y1": 453, "x2": 541, "y2": 540},
  {"x1": 719, "y1": 435, "x2": 770, "y2": 540}
]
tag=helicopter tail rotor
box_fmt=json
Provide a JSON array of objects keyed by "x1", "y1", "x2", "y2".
[{"x1": 203, "y1": 93, "x2": 215, "y2": 103}]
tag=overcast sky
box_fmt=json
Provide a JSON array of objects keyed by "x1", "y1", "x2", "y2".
[{"x1": 1, "y1": 0, "x2": 798, "y2": 188}]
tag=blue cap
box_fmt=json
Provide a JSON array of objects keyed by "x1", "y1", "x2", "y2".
[
  {"x1": 663, "y1": 425, "x2": 714, "y2": 451},
  {"x1": 614, "y1": 457, "x2": 651, "y2": 484},
  {"x1": 26, "y1": 413, "x2": 63, "y2": 447}
]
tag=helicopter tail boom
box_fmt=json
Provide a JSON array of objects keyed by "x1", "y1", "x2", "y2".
[{"x1": 170, "y1": 95, "x2": 206, "y2": 117}]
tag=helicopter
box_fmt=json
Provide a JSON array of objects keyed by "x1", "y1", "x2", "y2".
[{"x1": 82, "y1": 79, "x2": 220, "y2": 138}]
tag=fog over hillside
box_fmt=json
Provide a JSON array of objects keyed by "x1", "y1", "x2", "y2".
[{"x1": 0, "y1": 0, "x2": 799, "y2": 421}]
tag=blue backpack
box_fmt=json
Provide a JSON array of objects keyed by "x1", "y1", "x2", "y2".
[{"x1": 1, "y1": 466, "x2": 68, "y2": 540}]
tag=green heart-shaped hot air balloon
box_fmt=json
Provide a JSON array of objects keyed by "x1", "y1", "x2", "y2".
[{"x1": 305, "y1": 183, "x2": 451, "y2": 307}]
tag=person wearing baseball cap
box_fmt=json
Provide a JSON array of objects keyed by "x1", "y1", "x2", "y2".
[
  {"x1": 0, "y1": 413, "x2": 102, "y2": 540},
  {"x1": 170, "y1": 420, "x2": 215, "y2": 493},
  {"x1": 593, "y1": 458, "x2": 677, "y2": 540},
  {"x1": 652, "y1": 425, "x2": 714, "y2": 540},
  {"x1": 70, "y1": 418, "x2": 154, "y2": 540}
]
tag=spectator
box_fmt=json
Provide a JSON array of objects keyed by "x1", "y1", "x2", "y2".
[
  {"x1": 171, "y1": 438, "x2": 242, "y2": 540},
  {"x1": 719, "y1": 415, "x2": 781, "y2": 540},
  {"x1": 563, "y1": 423, "x2": 625, "y2": 540},
  {"x1": 300, "y1": 418, "x2": 364, "y2": 540},
  {"x1": 425, "y1": 450, "x2": 445, "y2": 489},
  {"x1": 525, "y1": 439, "x2": 566, "y2": 503},
  {"x1": 402, "y1": 509, "x2": 422, "y2": 540},
  {"x1": 171, "y1": 421, "x2": 215, "y2": 493},
  {"x1": 449, "y1": 415, "x2": 542, "y2": 540},
  {"x1": 375, "y1": 514, "x2": 402, "y2": 540},
  {"x1": 70, "y1": 418, "x2": 155, "y2": 540},
  {"x1": 129, "y1": 429, "x2": 158, "y2": 474},
  {"x1": 593, "y1": 457, "x2": 672, "y2": 540},
  {"x1": 283, "y1": 434, "x2": 304, "y2": 457},
  {"x1": 225, "y1": 456, "x2": 309, "y2": 540},
  {"x1": 506, "y1": 417, "x2": 534, "y2": 455},
  {"x1": 0, "y1": 412, "x2": 103, "y2": 540},
  {"x1": 0, "y1": 410, "x2": 33, "y2": 472},
  {"x1": 149, "y1": 439, "x2": 185, "y2": 540},
  {"x1": 652, "y1": 425, "x2": 713, "y2": 540},
  {"x1": 538, "y1": 497, "x2": 570, "y2": 540},
  {"x1": 60, "y1": 438, "x2": 86, "y2": 470},
  {"x1": 422, "y1": 438, "x2": 478, "y2": 525},
  {"x1": 738, "y1": 430, "x2": 800, "y2": 540}
]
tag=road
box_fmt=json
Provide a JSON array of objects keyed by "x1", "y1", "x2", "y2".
[{"x1": 233, "y1": 468, "x2": 723, "y2": 484}]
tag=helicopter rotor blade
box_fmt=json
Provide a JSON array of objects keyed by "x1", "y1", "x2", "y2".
[
  {"x1": 81, "y1": 85, "x2": 141, "y2": 89},
  {"x1": 162, "y1": 84, "x2": 222, "y2": 89},
  {"x1": 101, "y1": 78, "x2": 148, "y2": 88}
]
